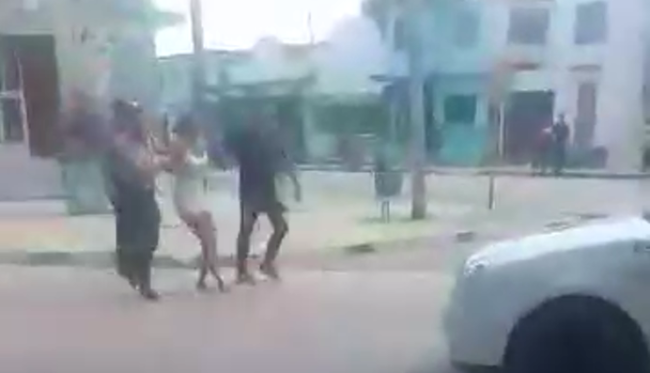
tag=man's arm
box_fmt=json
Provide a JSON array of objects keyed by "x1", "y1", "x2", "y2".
[
  {"x1": 278, "y1": 148, "x2": 301, "y2": 202},
  {"x1": 223, "y1": 127, "x2": 244, "y2": 165}
]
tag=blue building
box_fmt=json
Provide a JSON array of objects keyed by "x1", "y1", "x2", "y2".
[{"x1": 367, "y1": 0, "x2": 498, "y2": 166}]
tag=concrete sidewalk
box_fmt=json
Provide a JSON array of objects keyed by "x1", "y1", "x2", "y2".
[
  {"x1": 0, "y1": 193, "x2": 477, "y2": 268},
  {"x1": 0, "y1": 201, "x2": 592, "y2": 270},
  {"x1": 0, "y1": 266, "x2": 455, "y2": 373},
  {"x1": 0, "y1": 170, "x2": 634, "y2": 269},
  {"x1": 299, "y1": 164, "x2": 650, "y2": 180}
]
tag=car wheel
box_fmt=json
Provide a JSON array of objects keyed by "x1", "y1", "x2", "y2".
[{"x1": 504, "y1": 297, "x2": 649, "y2": 373}]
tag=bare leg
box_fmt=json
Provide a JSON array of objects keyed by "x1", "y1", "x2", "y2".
[
  {"x1": 182, "y1": 216, "x2": 209, "y2": 290},
  {"x1": 195, "y1": 213, "x2": 226, "y2": 292},
  {"x1": 260, "y1": 208, "x2": 288, "y2": 280},
  {"x1": 236, "y1": 205, "x2": 258, "y2": 285},
  {"x1": 192, "y1": 222, "x2": 210, "y2": 290}
]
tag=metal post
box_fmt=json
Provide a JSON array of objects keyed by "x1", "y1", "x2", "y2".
[
  {"x1": 189, "y1": 0, "x2": 206, "y2": 114},
  {"x1": 488, "y1": 174, "x2": 495, "y2": 210},
  {"x1": 498, "y1": 102, "x2": 505, "y2": 158},
  {"x1": 487, "y1": 102, "x2": 504, "y2": 211},
  {"x1": 406, "y1": 6, "x2": 427, "y2": 220},
  {"x1": 388, "y1": 86, "x2": 398, "y2": 144}
]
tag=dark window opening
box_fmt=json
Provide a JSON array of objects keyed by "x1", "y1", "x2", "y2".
[
  {"x1": 508, "y1": 7, "x2": 550, "y2": 45},
  {"x1": 454, "y1": 10, "x2": 479, "y2": 48},
  {"x1": 575, "y1": 2, "x2": 607, "y2": 44},
  {"x1": 393, "y1": 18, "x2": 407, "y2": 51},
  {"x1": 444, "y1": 94, "x2": 477, "y2": 125}
]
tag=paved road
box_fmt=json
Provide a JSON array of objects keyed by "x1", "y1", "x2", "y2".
[{"x1": 0, "y1": 266, "x2": 459, "y2": 373}]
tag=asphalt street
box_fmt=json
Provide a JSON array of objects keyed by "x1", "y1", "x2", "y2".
[{"x1": 0, "y1": 266, "x2": 459, "y2": 373}]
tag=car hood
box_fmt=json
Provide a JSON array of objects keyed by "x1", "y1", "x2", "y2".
[{"x1": 468, "y1": 216, "x2": 650, "y2": 268}]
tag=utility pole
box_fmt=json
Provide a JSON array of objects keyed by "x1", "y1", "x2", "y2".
[
  {"x1": 189, "y1": 0, "x2": 206, "y2": 114},
  {"x1": 485, "y1": 59, "x2": 513, "y2": 210},
  {"x1": 406, "y1": 3, "x2": 427, "y2": 220}
]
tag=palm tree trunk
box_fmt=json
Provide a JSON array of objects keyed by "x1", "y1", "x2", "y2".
[
  {"x1": 189, "y1": 0, "x2": 205, "y2": 113},
  {"x1": 406, "y1": 6, "x2": 427, "y2": 220}
]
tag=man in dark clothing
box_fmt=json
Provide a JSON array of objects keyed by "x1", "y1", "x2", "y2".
[
  {"x1": 552, "y1": 114, "x2": 571, "y2": 175},
  {"x1": 106, "y1": 100, "x2": 163, "y2": 301},
  {"x1": 228, "y1": 113, "x2": 297, "y2": 284}
]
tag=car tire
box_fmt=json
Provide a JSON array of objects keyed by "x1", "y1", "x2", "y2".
[{"x1": 504, "y1": 297, "x2": 649, "y2": 373}]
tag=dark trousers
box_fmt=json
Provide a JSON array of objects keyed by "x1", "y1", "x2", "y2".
[
  {"x1": 533, "y1": 146, "x2": 551, "y2": 174},
  {"x1": 236, "y1": 195, "x2": 288, "y2": 273},
  {"x1": 112, "y1": 182, "x2": 160, "y2": 287},
  {"x1": 553, "y1": 144, "x2": 567, "y2": 175}
]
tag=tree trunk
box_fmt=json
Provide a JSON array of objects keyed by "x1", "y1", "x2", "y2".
[
  {"x1": 189, "y1": 0, "x2": 205, "y2": 113},
  {"x1": 406, "y1": 8, "x2": 427, "y2": 220}
]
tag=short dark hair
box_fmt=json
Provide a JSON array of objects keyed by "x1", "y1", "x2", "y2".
[{"x1": 111, "y1": 99, "x2": 145, "y2": 141}]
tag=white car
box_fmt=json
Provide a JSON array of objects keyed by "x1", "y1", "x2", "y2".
[{"x1": 444, "y1": 216, "x2": 650, "y2": 373}]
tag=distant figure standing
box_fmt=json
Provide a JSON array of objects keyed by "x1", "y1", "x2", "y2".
[
  {"x1": 552, "y1": 114, "x2": 571, "y2": 175},
  {"x1": 374, "y1": 145, "x2": 392, "y2": 221},
  {"x1": 533, "y1": 125, "x2": 553, "y2": 175}
]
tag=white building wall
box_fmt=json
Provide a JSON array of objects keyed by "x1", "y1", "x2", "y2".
[
  {"x1": 0, "y1": 0, "x2": 165, "y2": 200},
  {"x1": 596, "y1": 0, "x2": 646, "y2": 170},
  {"x1": 392, "y1": 0, "x2": 649, "y2": 170}
]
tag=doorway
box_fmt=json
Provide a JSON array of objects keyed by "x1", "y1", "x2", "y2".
[
  {"x1": 504, "y1": 90, "x2": 555, "y2": 163},
  {"x1": 0, "y1": 35, "x2": 61, "y2": 157},
  {"x1": 574, "y1": 81, "x2": 598, "y2": 150}
]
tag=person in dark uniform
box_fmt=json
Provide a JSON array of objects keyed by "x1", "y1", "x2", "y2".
[
  {"x1": 552, "y1": 114, "x2": 570, "y2": 176},
  {"x1": 533, "y1": 125, "x2": 553, "y2": 175},
  {"x1": 106, "y1": 101, "x2": 131, "y2": 286},
  {"x1": 228, "y1": 110, "x2": 298, "y2": 284},
  {"x1": 106, "y1": 100, "x2": 165, "y2": 301}
]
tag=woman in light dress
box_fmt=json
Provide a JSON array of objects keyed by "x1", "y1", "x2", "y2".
[{"x1": 167, "y1": 115, "x2": 225, "y2": 291}]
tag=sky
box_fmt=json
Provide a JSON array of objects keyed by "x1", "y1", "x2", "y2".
[{"x1": 154, "y1": 0, "x2": 363, "y2": 56}]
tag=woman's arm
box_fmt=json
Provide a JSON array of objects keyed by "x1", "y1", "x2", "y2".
[
  {"x1": 157, "y1": 138, "x2": 187, "y2": 173},
  {"x1": 149, "y1": 134, "x2": 169, "y2": 155},
  {"x1": 135, "y1": 148, "x2": 168, "y2": 178}
]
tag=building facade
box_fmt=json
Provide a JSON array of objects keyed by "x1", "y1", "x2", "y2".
[
  {"x1": 158, "y1": 18, "x2": 391, "y2": 164},
  {"x1": 370, "y1": 0, "x2": 649, "y2": 169},
  {"x1": 0, "y1": 0, "x2": 177, "y2": 200}
]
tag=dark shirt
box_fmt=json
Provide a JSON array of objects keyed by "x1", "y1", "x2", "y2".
[
  {"x1": 229, "y1": 126, "x2": 281, "y2": 199},
  {"x1": 553, "y1": 122, "x2": 570, "y2": 145},
  {"x1": 106, "y1": 137, "x2": 155, "y2": 194}
]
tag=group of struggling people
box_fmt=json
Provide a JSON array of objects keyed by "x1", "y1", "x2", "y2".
[{"x1": 103, "y1": 100, "x2": 300, "y2": 301}]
